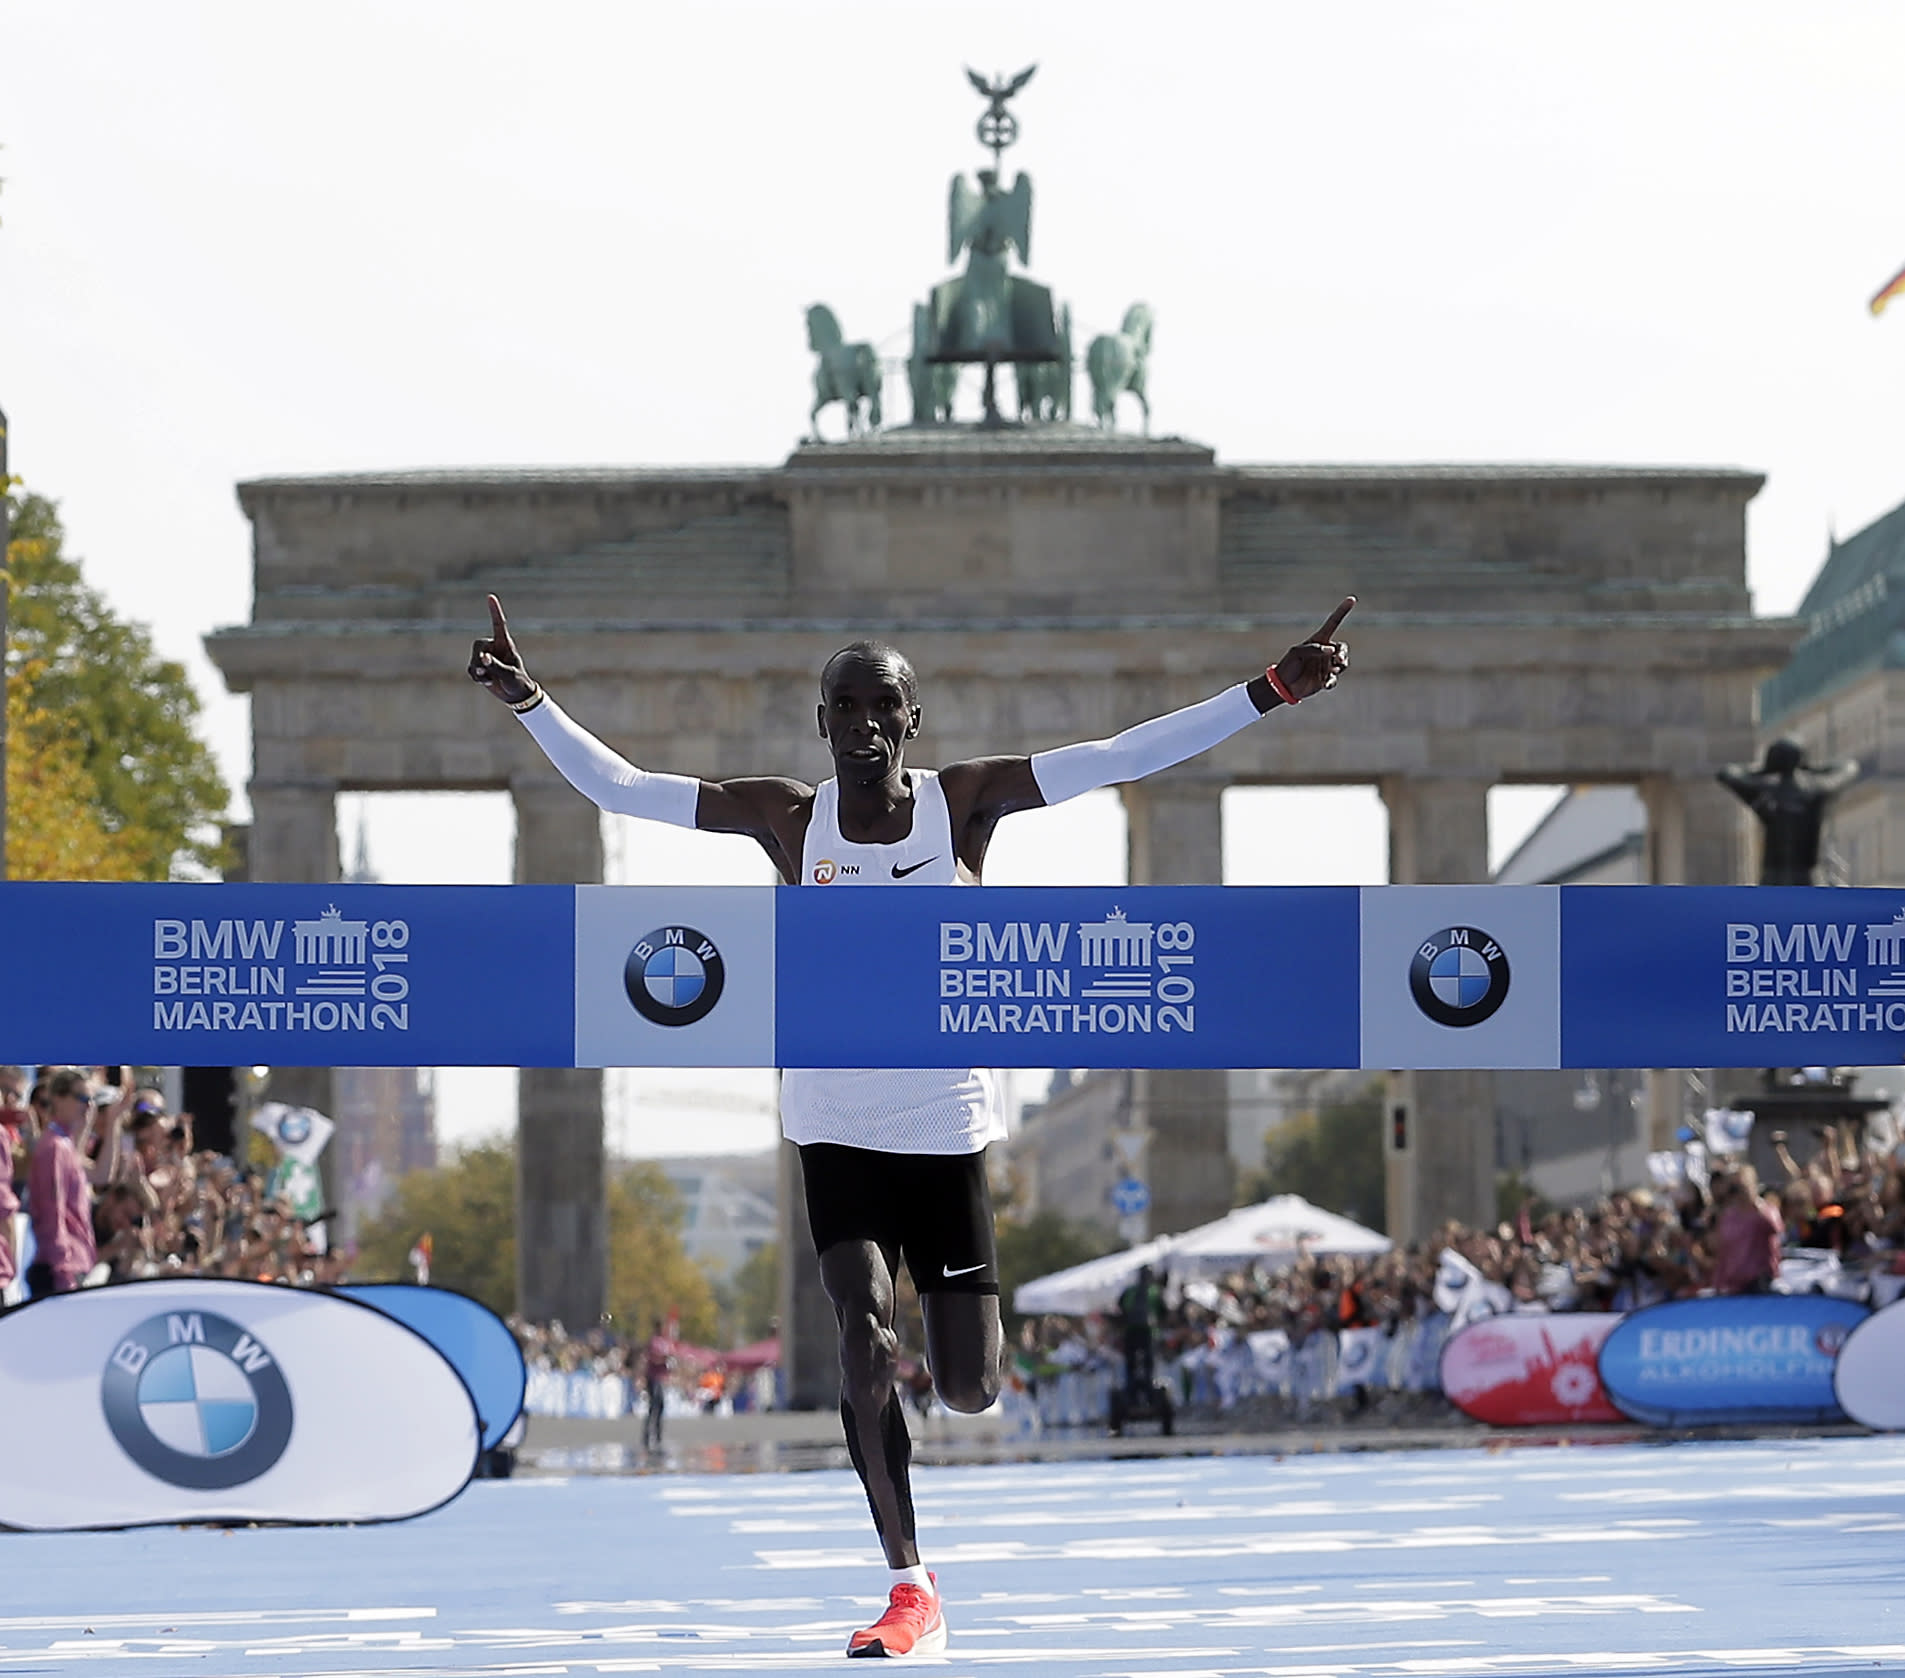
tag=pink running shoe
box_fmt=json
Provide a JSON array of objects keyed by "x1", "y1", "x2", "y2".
[{"x1": 847, "y1": 1573, "x2": 947, "y2": 1658}]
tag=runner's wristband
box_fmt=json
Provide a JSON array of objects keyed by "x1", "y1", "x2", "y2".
[{"x1": 1264, "y1": 665, "x2": 1300, "y2": 707}]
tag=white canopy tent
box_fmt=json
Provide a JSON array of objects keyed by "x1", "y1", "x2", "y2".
[
  {"x1": 1011, "y1": 1196, "x2": 1391, "y2": 1315},
  {"x1": 1168, "y1": 1194, "x2": 1390, "y2": 1275},
  {"x1": 1011, "y1": 1237, "x2": 1177, "y2": 1316}
]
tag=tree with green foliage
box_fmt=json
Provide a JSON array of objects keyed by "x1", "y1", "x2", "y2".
[
  {"x1": 608, "y1": 1160, "x2": 718, "y2": 1345},
  {"x1": 1237, "y1": 1079, "x2": 1387, "y2": 1232},
  {"x1": 995, "y1": 1209, "x2": 1119, "y2": 1328},
  {"x1": 719, "y1": 1240, "x2": 780, "y2": 1346},
  {"x1": 356, "y1": 1143, "x2": 720, "y2": 1343},
  {"x1": 5, "y1": 487, "x2": 228, "y2": 878},
  {"x1": 357, "y1": 1139, "x2": 518, "y2": 1313}
]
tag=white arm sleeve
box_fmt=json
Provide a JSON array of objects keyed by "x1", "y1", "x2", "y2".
[
  {"x1": 517, "y1": 695, "x2": 702, "y2": 827},
  {"x1": 1030, "y1": 683, "x2": 1263, "y2": 807}
]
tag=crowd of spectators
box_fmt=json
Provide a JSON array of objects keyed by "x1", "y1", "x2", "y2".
[
  {"x1": 512, "y1": 1317, "x2": 778, "y2": 1427},
  {"x1": 1011, "y1": 1125, "x2": 1905, "y2": 1420},
  {"x1": 0, "y1": 1064, "x2": 344, "y2": 1305}
]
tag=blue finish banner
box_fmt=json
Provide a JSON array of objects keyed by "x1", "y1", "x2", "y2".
[
  {"x1": 1562, "y1": 886, "x2": 1905, "y2": 1068},
  {"x1": 775, "y1": 886, "x2": 1360, "y2": 1070},
  {"x1": 0, "y1": 884, "x2": 575, "y2": 1069},
  {"x1": 5, "y1": 881, "x2": 1905, "y2": 1069}
]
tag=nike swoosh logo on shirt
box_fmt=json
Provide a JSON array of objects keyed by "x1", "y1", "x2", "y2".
[
  {"x1": 892, "y1": 857, "x2": 939, "y2": 879},
  {"x1": 942, "y1": 1262, "x2": 986, "y2": 1278}
]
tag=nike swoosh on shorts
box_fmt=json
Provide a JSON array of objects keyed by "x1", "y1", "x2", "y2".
[
  {"x1": 892, "y1": 857, "x2": 939, "y2": 878},
  {"x1": 942, "y1": 1262, "x2": 986, "y2": 1277}
]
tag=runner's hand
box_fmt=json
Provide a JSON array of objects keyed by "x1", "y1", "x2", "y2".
[
  {"x1": 468, "y1": 594, "x2": 537, "y2": 705},
  {"x1": 1272, "y1": 597, "x2": 1354, "y2": 701}
]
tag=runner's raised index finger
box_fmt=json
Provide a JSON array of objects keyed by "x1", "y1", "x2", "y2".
[
  {"x1": 1308, "y1": 596, "x2": 1355, "y2": 644},
  {"x1": 486, "y1": 593, "x2": 513, "y2": 649}
]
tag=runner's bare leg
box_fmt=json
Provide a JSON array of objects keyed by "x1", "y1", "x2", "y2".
[{"x1": 820, "y1": 1240, "x2": 920, "y2": 1568}]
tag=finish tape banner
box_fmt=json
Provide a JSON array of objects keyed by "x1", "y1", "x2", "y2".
[{"x1": 10, "y1": 881, "x2": 1905, "y2": 1068}]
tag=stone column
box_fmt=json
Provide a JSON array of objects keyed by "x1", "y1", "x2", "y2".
[
  {"x1": 1121, "y1": 777, "x2": 1234, "y2": 1236},
  {"x1": 245, "y1": 779, "x2": 339, "y2": 1124},
  {"x1": 1641, "y1": 776, "x2": 1746, "y2": 1148},
  {"x1": 512, "y1": 778, "x2": 607, "y2": 1329},
  {"x1": 777, "y1": 1133, "x2": 840, "y2": 1409},
  {"x1": 1380, "y1": 777, "x2": 1495, "y2": 1244}
]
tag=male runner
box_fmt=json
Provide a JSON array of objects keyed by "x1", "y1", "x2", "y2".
[{"x1": 470, "y1": 593, "x2": 1352, "y2": 1657}]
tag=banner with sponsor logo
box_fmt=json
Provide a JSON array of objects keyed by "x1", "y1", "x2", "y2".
[
  {"x1": 0, "y1": 883, "x2": 573, "y2": 1068},
  {"x1": 1596, "y1": 1295, "x2": 1868, "y2": 1427},
  {"x1": 1440, "y1": 1313, "x2": 1624, "y2": 1425},
  {"x1": 7, "y1": 881, "x2": 1905, "y2": 1068},
  {"x1": 334, "y1": 1283, "x2": 527, "y2": 1452},
  {"x1": 776, "y1": 885, "x2": 1359, "y2": 1069},
  {"x1": 0, "y1": 1279, "x2": 479, "y2": 1530}
]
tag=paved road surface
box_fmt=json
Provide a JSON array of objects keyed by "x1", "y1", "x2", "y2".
[{"x1": 2, "y1": 1435, "x2": 1902, "y2": 1675}]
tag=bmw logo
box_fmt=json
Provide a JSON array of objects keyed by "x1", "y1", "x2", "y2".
[
  {"x1": 277, "y1": 1111, "x2": 312, "y2": 1147},
  {"x1": 101, "y1": 1310, "x2": 294, "y2": 1490},
  {"x1": 1409, "y1": 925, "x2": 1511, "y2": 1028},
  {"x1": 624, "y1": 925, "x2": 725, "y2": 1027}
]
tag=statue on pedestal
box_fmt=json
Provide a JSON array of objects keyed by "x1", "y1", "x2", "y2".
[
  {"x1": 1717, "y1": 737, "x2": 1860, "y2": 885},
  {"x1": 911, "y1": 65, "x2": 1068, "y2": 424},
  {"x1": 805, "y1": 305, "x2": 883, "y2": 440},
  {"x1": 1087, "y1": 304, "x2": 1154, "y2": 433}
]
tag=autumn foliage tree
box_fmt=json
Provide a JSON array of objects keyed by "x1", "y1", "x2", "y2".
[
  {"x1": 5, "y1": 486, "x2": 228, "y2": 878},
  {"x1": 358, "y1": 1142, "x2": 719, "y2": 1343}
]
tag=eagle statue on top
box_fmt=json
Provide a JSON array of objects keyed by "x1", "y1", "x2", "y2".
[{"x1": 909, "y1": 64, "x2": 1067, "y2": 421}]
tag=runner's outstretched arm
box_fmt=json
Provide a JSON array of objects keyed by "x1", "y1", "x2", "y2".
[
  {"x1": 468, "y1": 594, "x2": 809, "y2": 879},
  {"x1": 940, "y1": 597, "x2": 1355, "y2": 825}
]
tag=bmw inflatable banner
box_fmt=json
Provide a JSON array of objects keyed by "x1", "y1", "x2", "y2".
[
  {"x1": 1597, "y1": 1295, "x2": 1869, "y2": 1428},
  {"x1": 1440, "y1": 1313, "x2": 1624, "y2": 1425},
  {"x1": 0, "y1": 1279, "x2": 480, "y2": 1530},
  {"x1": 335, "y1": 1283, "x2": 527, "y2": 1451}
]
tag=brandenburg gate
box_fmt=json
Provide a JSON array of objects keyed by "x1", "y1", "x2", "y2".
[{"x1": 204, "y1": 69, "x2": 1797, "y2": 1395}]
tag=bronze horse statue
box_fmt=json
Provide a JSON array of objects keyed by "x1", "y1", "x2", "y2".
[
  {"x1": 1086, "y1": 303, "x2": 1153, "y2": 433},
  {"x1": 1017, "y1": 303, "x2": 1072, "y2": 423},
  {"x1": 807, "y1": 304, "x2": 883, "y2": 440},
  {"x1": 908, "y1": 303, "x2": 959, "y2": 425}
]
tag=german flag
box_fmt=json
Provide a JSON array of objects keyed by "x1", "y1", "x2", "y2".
[{"x1": 1871, "y1": 262, "x2": 1905, "y2": 316}]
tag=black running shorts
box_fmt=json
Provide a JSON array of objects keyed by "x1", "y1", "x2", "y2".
[{"x1": 798, "y1": 1142, "x2": 1000, "y2": 1295}]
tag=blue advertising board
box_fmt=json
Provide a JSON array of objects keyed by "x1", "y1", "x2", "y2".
[
  {"x1": 1596, "y1": 1295, "x2": 1869, "y2": 1427},
  {"x1": 4, "y1": 880, "x2": 1905, "y2": 1069},
  {"x1": 336, "y1": 1284, "x2": 527, "y2": 1451}
]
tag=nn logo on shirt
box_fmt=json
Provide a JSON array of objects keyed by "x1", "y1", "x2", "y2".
[{"x1": 812, "y1": 860, "x2": 859, "y2": 884}]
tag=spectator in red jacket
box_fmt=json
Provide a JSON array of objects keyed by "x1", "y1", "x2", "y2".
[
  {"x1": 27, "y1": 1069, "x2": 101, "y2": 1295},
  {"x1": 1707, "y1": 1166, "x2": 1783, "y2": 1295}
]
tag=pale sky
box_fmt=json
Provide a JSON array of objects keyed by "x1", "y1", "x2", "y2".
[{"x1": 8, "y1": 1, "x2": 1905, "y2": 1152}]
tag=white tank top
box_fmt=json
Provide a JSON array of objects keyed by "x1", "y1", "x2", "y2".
[{"x1": 779, "y1": 771, "x2": 1005, "y2": 1155}]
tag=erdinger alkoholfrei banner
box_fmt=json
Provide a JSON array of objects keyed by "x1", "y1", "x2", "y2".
[
  {"x1": 0, "y1": 1279, "x2": 480, "y2": 1530},
  {"x1": 12, "y1": 881, "x2": 1905, "y2": 1068},
  {"x1": 1596, "y1": 1295, "x2": 1869, "y2": 1428}
]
